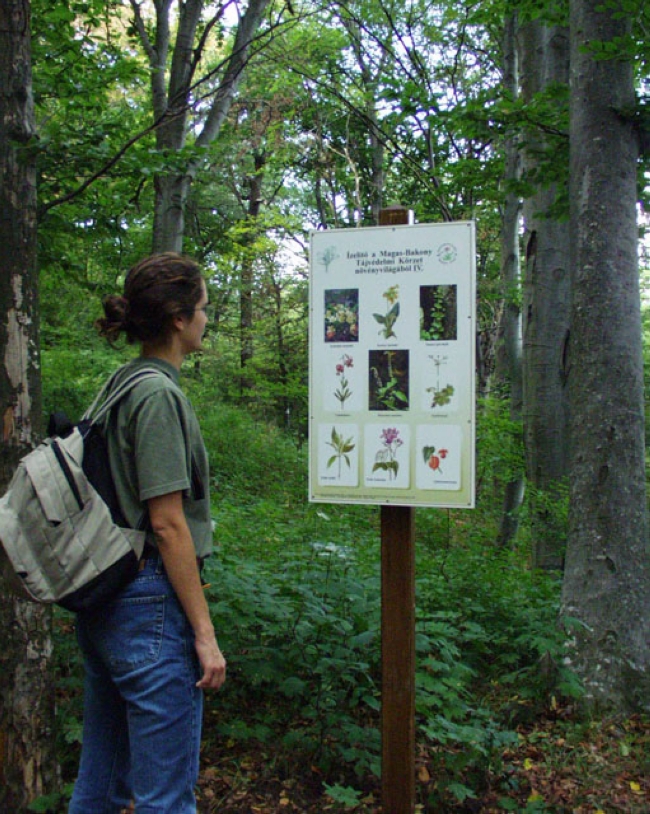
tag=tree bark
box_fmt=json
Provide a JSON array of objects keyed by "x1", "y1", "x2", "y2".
[
  {"x1": 520, "y1": 19, "x2": 571, "y2": 570},
  {"x1": 563, "y1": 0, "x2": 650, "y2": 711},
  {"x1": 495, "y1": 12, "x2": 525, "y2": 547},
  {"x1": 0, "y1": 0, "x2": 57, "y2": 806}
]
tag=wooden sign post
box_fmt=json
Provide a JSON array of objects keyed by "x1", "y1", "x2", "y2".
[
  {"x1": 378, "y1": 206, "x2": 416, "y2": 814},
  {"x1": 308, "y1": 208, "x2": 476, "y2": 812}
]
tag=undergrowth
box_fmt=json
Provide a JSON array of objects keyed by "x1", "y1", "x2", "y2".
[{"x1": 49, "y1": 396, "x2": 581, "y2": 812}]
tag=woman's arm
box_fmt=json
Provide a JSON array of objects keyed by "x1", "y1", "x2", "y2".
[{"x1": 147, "y1": 491, "x2": 226, "y2": 690}]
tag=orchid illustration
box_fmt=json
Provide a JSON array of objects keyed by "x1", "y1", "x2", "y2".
[{"x1": 334, "y1": 354, "x2": 354, "y2": 409}]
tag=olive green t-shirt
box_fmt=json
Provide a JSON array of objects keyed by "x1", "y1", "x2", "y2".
[{"x1": 100, "y1": 358, "x2": 212, "y2": 559}]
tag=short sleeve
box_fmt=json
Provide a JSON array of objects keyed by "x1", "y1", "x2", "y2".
[{"x1": 132, "y1": 388, "x2": 191, "y2": 501}]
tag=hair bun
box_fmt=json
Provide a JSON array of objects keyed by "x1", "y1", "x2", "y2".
[{"x1": 95, "y1": 295, "x2": 130, "y2": 343}]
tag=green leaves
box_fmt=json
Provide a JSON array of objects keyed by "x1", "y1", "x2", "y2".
[
  {"x1": 373, "y1": 287, "x2": 401, "y2": 339},
  {"x1": 422, "y1": 445, "x2": 437, "y2": 463},
  {"x1": 372, "y1": 301, "x2": 400, "y2": 338},
  {"x1": 326, "y1": 426, "x2": 356, "y2": 473},
  {"x1": 372, "y1": 459, "x2": 399, "y2": 476},
  {"x1": 202, "y1": 546, "x2": 381, "y2": 777}
]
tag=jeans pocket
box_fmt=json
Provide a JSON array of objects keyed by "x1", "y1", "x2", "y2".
[{"x1": 91, "y1": 595, "x2": 165, "y2": 674}]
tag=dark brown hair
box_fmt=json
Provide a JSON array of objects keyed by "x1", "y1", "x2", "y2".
[{"x1": 96, "y1": 253, "x2": 204, "y2": 345}]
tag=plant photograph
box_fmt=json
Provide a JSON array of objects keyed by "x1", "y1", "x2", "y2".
[
  {"x1": 368, "y1": 349, "x2": 410, "y2": 412},
  {"x1": 420, "y1": 285, "x2": 458, "y2": 341},
  {"x1": 324, "y1": 289, "x2": 360, "y2": 343}
]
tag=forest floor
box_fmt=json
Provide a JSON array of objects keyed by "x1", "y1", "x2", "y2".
[{"x1": 195, "y1": 705, "x2": 650, "y2": 813}]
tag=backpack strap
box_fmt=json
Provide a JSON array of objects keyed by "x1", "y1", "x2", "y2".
[{"x1": 84, "y1": 367, "x2": 164, "y2": 424}]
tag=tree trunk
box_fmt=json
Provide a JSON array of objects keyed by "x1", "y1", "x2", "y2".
[
  {"x1": 150, "y1": 0, "x2": 203, "y2": 252},
  {"x1": 142, "y1": 0, "x2": 272, "y2": 252},
  {"x1": 270, "y1": 274, "x2": 291, "y2": 427},
  {"x1": 562, "y1": 0, "x2": 650, "y2": 712},
  {"x1": 495, "y1": 12, "x2": 525, "y2": 547},
  {"x1": 520, "y1": 19, "x2": 571, "y2": 570},
  {"x1": 240, "y1": 153, "x2": 265, "y2": 395},
  {"x1": 0, "y1": 0, "x2": 57, "y2": 806},
  {"x1": 340, "y1": 12, "x2": 386, "y2": 225},
  {"x1": 367, "y1": 104, "x2": 384, "y2": 224}
]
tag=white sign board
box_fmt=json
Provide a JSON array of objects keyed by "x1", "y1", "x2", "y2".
[{"x1": 309, "y1": 221, "x2": 476, "y2": 508}]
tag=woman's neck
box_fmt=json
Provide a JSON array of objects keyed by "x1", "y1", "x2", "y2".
[{"x1": 141, "y1": 339, "x2": 183, "y2": 370}]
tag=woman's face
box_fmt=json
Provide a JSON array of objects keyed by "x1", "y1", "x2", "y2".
[{"x1": 178, "y1": 280, "x2": 209, "y2": 356}]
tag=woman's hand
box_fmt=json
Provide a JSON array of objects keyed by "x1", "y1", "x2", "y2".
[{"x1": 194, "y1": 632, "x2": 227, "y2": 690}]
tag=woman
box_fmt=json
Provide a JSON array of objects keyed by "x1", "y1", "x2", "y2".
[{"x1": 69, "y1": 253, "x2": 226, "y2": 814}]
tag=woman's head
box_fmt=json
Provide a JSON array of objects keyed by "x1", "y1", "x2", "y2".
[{"x1": 97, "y1": 253, "x2": 205, "y2": 345}]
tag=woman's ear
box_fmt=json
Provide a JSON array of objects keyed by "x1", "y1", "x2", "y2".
[{"x1": 171, "y1": 313, "x2": 186, "y2": 333}]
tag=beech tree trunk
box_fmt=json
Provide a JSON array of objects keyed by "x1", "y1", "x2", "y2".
[
  {"x1": 562, "y1": 0, "x2": 650, "y2": 711},
  {"x1": 130, "y1": 0, "x2": 272, "y2": 252},
  {"x1": 520, "y1": 19, "x2": 571, "y2": 570},
  {"x1": 495, "y1": 12, "x2": 524, "y2": 547},
  {"x1": 0, "y1": 0, "x2": 57, "y2": 806}
]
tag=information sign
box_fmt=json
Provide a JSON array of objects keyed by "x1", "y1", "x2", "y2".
[{"x1": 309, "y1": 221, "x2": 476, "y2": 508}]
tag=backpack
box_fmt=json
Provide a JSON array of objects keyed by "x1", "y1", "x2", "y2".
[{"x1": 0, "y1": 367, "x2": 162, "y2": 612}]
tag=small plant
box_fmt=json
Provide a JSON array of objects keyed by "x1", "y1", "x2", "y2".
[
  {"x1": 326, "y1": 426, "x2": 356, "y2": 477},
  {"x1": 421, "y1": 301, "x2": 447, "y2": 341},
  {"x1": 323, "y1": 783, "x2": 364, "y2": 807},
  {"x1": 426, "y1": 354, "x2": 455, "y2": 408},
  {"x1": 334, "y1": 353, "x2": 354, "y2": 409},
  {"x1": 369, "y1": 350, "x2": 409, "y2": 411},
  {"x1": 373, "y1": 284, "x2": 400, "y2": 339},
  {"x1": 373, "y1": 427, "x2": 403, "y2": 480}
]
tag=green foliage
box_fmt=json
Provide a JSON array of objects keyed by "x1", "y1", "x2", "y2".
[
  {"x1": 204, "y1": 546, "x2": 382, "y2": 779},
  {"x1": 46, "y1": 391, "x2": 580, "y2": 807},
  {"x1": 413, "y1": 541, "x2": 577, "y2": 807},
  {"x1": 186, "y1": 390, "x2": 308, "y2": 502},
  {"x1": 476, "y1": 397, "x2": 526, "y2": 493},
  {"x1": 373, "y1": 286, "x2": 401, "y2": 340},
  {"x1": 323, "y1": 783, "x2": 364, "y2": 807},
  {"x1": 41, "y1": 342, "x2": 135, "y2": 427}
]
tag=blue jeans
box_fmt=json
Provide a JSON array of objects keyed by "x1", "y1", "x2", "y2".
[{"x1": 69, "y1": 553, "x2": 203, "y2": 814}]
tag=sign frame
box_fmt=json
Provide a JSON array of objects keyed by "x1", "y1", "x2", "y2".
[{"x1": 308, "y1": 220, "x2": 476, "y2": 509}]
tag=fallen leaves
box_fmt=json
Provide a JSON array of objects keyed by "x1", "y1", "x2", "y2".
[{"x1": 194, "y1": 709, "x2": 650, "y2": 813}]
